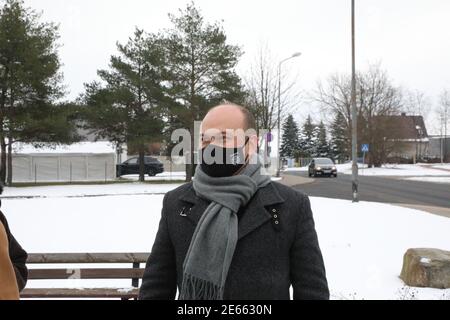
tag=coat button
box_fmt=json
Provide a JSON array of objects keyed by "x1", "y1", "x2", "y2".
[
  {"x1": 273, "y1": 214, "x2": 278, "y2": 219},
  {"x1": 274, "y1": 221, "x2": 279, "y2": 225},
  {"x1": 272, "y1": 209, "x2": 277, "y2": 213}
]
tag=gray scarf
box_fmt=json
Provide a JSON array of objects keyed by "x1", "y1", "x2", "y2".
[{"x1": 179, "y1": 159, "x2": 271, "y2": 300}]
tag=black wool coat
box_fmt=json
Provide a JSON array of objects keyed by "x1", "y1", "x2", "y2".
[{"x1": 139, "y1": 181, "x2": 329, "y2": 300}]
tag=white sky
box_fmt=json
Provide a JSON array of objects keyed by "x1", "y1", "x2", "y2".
[{"x1": 23, "y1": 0, "x2": 450, "y2": 134}]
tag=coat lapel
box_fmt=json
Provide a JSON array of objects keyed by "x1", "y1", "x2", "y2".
[{"x1": 178, "y1": 182, "x2": 286, "y2": 241}]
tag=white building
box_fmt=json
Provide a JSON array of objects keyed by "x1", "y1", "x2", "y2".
[{"x1": 8, "y1": 141, "x2": 124, "y2": 183}]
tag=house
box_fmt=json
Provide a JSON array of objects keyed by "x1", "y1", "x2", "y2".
[
  {"x1": 427, "y1": 135, "x2": 450, "y2": 162},
  {"x1": 375, "y1": 113, "x2": 429, "y2": 163}
]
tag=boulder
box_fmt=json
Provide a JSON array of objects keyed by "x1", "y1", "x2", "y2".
[{"x1": 400, "y1": 248, "x2": 450, "y2": 289}]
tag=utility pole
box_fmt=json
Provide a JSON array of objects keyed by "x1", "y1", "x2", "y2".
[
  {"x1": 445, "y1": 102, "x2": 448, "y2": 162},
  {"x1": 440, "y1": 115, "x2": 444, "y2": 164},
  {"x1": 351, "y1": 0, "x2": 359, "y2": 202}
]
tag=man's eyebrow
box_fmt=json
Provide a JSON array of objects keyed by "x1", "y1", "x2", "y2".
[{"x1": 201, "y1": 131, "x2": 229, "y2": 137}]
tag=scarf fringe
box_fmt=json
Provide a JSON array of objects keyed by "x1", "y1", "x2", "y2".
[{"x1": 179, "y1": 273, "x2": 223, "y2": 300}]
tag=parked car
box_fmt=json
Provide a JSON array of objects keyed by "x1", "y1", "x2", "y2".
[
  {"x1": 308, "y1": 157, "x2": 337, "y2": 177},
  {"x1": 116, "y1": 156, "x2": 164, "y2": 177}
]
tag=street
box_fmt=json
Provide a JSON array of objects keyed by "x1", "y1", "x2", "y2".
[{"x1": 287, "y1": 171, "x2": 450, "y2": 216}]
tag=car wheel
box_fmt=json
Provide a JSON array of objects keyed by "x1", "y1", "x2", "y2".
[
  {"x1": 148, "y1": 169, "x2": 156, "y2": 177},
  {"x1": 334, "y1": 174, "x2": 338, "y2": 178}
]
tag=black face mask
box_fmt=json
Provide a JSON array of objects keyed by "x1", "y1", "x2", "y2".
[{"x1": 200, "y1": 137, "x2": 249, "y2": 178}]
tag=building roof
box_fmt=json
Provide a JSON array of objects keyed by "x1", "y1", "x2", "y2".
[
  {"x1": 13, "y1": 141, "x2": 117, "y2": 155},
  {"x1": 375, "y1": 113, "x2": 428, "y2": 140}
]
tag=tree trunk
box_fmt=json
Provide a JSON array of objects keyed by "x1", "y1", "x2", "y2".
[
  {"x1": 138, "y1": 145, "x2": 145, "y2": 182},
  {"x1": 185, "y1": 126, "x2": 195, "y2": 182},
  {"x1": 0, "y1": 87, "x2": 5, "y2": 184},
  {"x1": 7, "y1": 138, "x2": 12, "y2": 186},
  {"x1": 0, "y1": 137, "x2": 6, "y2": 184}
]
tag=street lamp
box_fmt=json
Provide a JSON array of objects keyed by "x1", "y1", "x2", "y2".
[
  {"x1": 276, "y1": 52, "x2": 302, "y2": 177},
  {"x1": 351, "y1": 0, "x2": 358, "y2": 202}
]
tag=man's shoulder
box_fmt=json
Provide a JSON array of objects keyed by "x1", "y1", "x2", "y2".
[
  {"x1": 269, "y1": 181, "x2": 309, "y2": 203},
  {"x1": 164, "y1": 182, "x2": 194, "y2": 202}
]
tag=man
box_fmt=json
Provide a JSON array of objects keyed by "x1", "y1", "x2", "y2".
[{"x1": 139, "y1": 103, "x2": 329, "y2": 300}]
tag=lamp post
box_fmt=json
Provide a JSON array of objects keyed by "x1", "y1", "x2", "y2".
[
  {"x1": 351, "y1": 0, "x2": 359, "y2": 202},
  {"x1": 276, "y1": 52, "x2": 301, "y2": 177}
]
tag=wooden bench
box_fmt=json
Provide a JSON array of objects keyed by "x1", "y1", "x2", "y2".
[{"x1": 20, "y1": 252, "x2": 150, "y2": 300}]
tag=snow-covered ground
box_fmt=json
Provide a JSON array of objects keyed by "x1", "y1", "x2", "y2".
[
  {"x1": 3, "y1": 183, "x2": 181, "y2": 198},
  {"x1": 120, "y1": 172, "x2": 282, "y2": 182},
  {"x1": 403, "y1": 177, "x2": 450, "y2": 184},
  {"x1": 120, "y1": 172, "x2": 187, "y2": 182},
  {"x1": 285, "y1": 162, "x2": 450, "y2": 178},
  {"x1": 2, "y1": 183, "x2": 450, "y2": 300},
  {"x1": 430, "y1": 163, "x2": 450, "y2": 171}
]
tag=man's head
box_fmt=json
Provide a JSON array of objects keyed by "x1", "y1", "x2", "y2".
[
  {"x1": 198, "y1": 103, "x2": 258, "y2": 177},
  {"x1": 200, "y1": 103, "x2": 258, "y2": 157}
]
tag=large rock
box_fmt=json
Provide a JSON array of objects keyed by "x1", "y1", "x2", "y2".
[{"x1": 400, "y1": 248, "x2": 450, "y2": 289}]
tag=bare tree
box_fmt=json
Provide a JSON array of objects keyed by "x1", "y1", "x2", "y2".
[
  {"x1": 403, "y1": 90, "x2": 431, "y2": 160},
  {"x1": 314, "y1": 64, "x2": 404, "y2": 166},
  {"x1": 437, "y1": 89, "x2": 449, "y2": 162},
  {"x1": 243, "y1": 44, "x2": 301, "y2": 136},
  {"x1": 314, "y1": 72, "x2": 354, "y2": 157}
]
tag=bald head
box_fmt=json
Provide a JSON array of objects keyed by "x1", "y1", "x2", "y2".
[
  {"x1": 200, "y1": 103, "x2": 258, "y2": 154},
  {"x1": 203, "y1": 103, "x2": 255, "y2": 132}
]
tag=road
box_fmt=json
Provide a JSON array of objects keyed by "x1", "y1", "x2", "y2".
[{"x1": 286, "y1": 171, "x2": 450, "y2": 216}]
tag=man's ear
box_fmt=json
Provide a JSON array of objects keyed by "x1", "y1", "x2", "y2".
[{"x1": 247, "y1": 135, "x2": 258, "y2": 156}]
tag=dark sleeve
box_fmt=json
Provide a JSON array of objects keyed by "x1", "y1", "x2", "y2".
[
  {"x1": 138, "y1": 193, "x2": 177, "y2": 300},
  {"x1": 290, "y1": 194, "x2": 329, "y2": 300},
  {"x1": 0, "y1": 211, "x2": 28, "y2": 291}
]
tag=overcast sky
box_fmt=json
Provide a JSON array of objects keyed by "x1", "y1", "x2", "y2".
[{"x1": 23, "y1": 0, "x2": 450, "y2": 134}]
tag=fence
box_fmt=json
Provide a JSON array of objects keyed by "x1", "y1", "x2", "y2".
[{"x1": 9, "y1": 153, "x2": 117, "y2": 183}]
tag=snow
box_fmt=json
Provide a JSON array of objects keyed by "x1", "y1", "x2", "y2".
[
  {"x1": 285, "y1": 162, "x2": 450, "y2": 177},
  {"x1": 13, "y1": 141, "x2": 117, "y2": 154},
  {"x1": 2, "y1": 183, "x2": 450, "y2": 299},
  {"x1": 402, "y1": 177, "x2": 450, "y2": 184},
  {"x1": 337, "y1": 163, "x2": 450, "y2": 177},
  {"x1": 420, "y1": 258, "x2": 431, "y2": 264},
  {"x1": 310, "y1": 197, "x2": 450, "y2": 300},
  {"x1": 120, "y1": 172, "x2": 187, "y2": 182},
  {"x1": 3, "y1": 183, "x2": 181, "y2": 198},
  {"x1": 430, "y1": 163, "x2": 450, "y2": 170},
  {"x1": 284, "y1": 166, "x2": 308, "y2": 172}
]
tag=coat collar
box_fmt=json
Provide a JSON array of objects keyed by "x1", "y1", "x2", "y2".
[{"x1": 178, "y1": 181, "x2": 285, "y2": 240}]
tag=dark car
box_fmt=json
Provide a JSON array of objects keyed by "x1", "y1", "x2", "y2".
[
  {"x1": 116, "y1": 156, "x2": 164, "y2": 177},
  {"x1": 308, "y1": 158, "x2": 337, "y2": 178}
]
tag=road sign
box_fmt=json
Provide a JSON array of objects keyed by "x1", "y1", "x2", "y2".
[{"x1": 361, "y1": 144, "x2": 369, "y2": 152}]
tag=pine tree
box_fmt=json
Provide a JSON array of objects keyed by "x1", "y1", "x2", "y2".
[
  {"x1": 164, "y1": 2, "x2": 245, "y2": 181},
  {"x1": 280, "y1": 114, "x2": 300, "y2": 159},
  {"x1": 0, "y1": 0, "x2": 78, "y2": 184},
  {"x1": 316, "y1": 121, "x2": 330, "y2": 157},
  {"x1": 330, "y1": 112, "x2": 349, "y2": 162},
  {"x1": 82, "y1": 28, "x2": 166, "y2": 182},
  {"x1": 300, "y1": 115, "x2": 315, "y2": 157}
]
